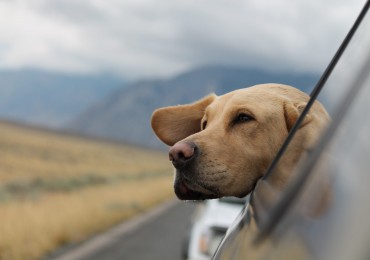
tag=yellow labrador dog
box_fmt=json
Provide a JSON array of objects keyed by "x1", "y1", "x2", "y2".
[{"x1": 151, "y1": 84, "x2": 329, "y2": 200}]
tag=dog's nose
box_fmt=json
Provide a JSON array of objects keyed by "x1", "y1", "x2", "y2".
[{"x1": 169, "y1": 141, "x2": 197, "y2": 169}]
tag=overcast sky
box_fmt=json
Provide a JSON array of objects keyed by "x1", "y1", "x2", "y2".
[{"x1": 0, "y1": 0, "x2": 366, "y2": 80}]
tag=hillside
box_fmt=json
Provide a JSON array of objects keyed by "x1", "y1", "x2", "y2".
[
  {"x1": 68, "y1": 66, "x2": 319, "y2": 148},
  {"x1": 0, "y1": 70, "x2": 124, "y2": 127},
  {"x1": 0, "y1": 120, "x2": 173, "y2": 259}
]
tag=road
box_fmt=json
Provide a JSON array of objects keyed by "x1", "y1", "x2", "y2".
[{"x1": 52, "y1": 200, "x2": 197, "y2": 260}]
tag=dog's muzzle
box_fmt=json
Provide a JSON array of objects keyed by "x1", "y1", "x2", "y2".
[{"x1": 169, "y1": 142, "x2": 219, "y2": 200}]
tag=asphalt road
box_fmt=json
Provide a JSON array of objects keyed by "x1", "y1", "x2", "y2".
[{"x1": 53, "y1": 200, "x2": 197, "y2": 260}]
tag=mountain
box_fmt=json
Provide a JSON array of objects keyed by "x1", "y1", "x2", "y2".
[
  {"x1": 0, "y1": 70, "x2": 124, "y2": 127},
  {"x1": 68, "y1": 66, "x2": 319, "y2": 148}
]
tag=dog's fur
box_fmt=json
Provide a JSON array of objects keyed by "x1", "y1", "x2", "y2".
[{"x1": 151, "y1": 84, "x2": 329, "y2": 200}]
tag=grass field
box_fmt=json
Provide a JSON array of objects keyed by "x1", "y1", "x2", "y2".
[{"x1": 0, "y1": 121, "x2": 174, "y2": 260}]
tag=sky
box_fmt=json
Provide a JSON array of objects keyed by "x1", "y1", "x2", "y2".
[{"x1": 0, "y1": 0, "x2": 366, "y2": 80}]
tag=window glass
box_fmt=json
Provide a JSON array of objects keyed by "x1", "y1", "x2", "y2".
[
  {"x1": 272, "y1": 60, "x2": 370, "y2": 260},
  {"x1": 319, "y1": 7, "x2": 370, "y2": 114},
  {"x1": 253, "y1": 1, "x2": 370, "y2": 236}
]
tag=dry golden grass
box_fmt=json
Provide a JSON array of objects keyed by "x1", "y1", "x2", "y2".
[
  {"x1": 0, "y1": 122, "x2": 169, "y2": 183},
  {"x1": 0, "y1": 121, "x2": 174, "y2": 260}
]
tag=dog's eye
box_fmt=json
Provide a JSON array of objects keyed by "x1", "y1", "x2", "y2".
[
  {"x1": 202, "y1": 120, "x2": 207, "y2": 130},
  {"x1": 234, "y1": 113, "x2": 253, "y2": 124}
]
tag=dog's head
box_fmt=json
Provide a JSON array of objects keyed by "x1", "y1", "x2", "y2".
[{"x1": 151, "y1": 84, "x2": 329, "y2": 200}]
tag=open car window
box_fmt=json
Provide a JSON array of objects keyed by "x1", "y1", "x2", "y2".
[
  {"x1": 254, "y1": 0, "x2": 370, "y2": 240},
  {"x1": 214, "y1": 1, "x2": 370, "y2": 259}
]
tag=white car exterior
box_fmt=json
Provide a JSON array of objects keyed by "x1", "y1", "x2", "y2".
[{"x1": 186, "y1": 197, "x2": 247, "y2": 260}]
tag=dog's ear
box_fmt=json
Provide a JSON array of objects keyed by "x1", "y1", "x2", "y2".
[
  {"x1": 151, "y1": 94, "x2": 217, "y2": 146},
  {"x1": 284, "y1": 101, "x2": 312, "y2": 132}
]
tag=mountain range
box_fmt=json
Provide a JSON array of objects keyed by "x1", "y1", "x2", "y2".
[
  {"x1": 0, "y1": 70, "x2": 124, "y2": 127},
  {"x1": 67, "y1": 66, "x2": 319, "y2": 148}
]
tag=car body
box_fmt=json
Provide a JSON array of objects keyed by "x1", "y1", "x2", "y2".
[{"x1": 213, "y1": 1, "x2": 370, "y2": 259}]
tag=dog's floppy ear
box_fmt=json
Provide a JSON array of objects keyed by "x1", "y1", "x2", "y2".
[
  {"x1": 151, "y1": 94, "x2": 217, "y2": 146},
  {"x1": 284, "y1": 101, "x2": 312, "y2": 132}
]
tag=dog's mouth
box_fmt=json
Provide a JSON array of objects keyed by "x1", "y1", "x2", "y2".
[{"x1": 174, "y1": 177, "x2": 219, "y2": 200}]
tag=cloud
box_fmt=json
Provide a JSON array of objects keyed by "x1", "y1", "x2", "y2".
[{"x1": 0, "y1": 0, "x2": 366, "y2": 79}]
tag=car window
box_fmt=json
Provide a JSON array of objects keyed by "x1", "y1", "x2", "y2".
[
  {"x1": 278, "y1": 52, "x2": 370, "y2": 260},
  {"x1": 214, "y1": 1, "x2": 370, "y2": 259},
  {"x1": 245, "y1": 52, "x2": 370, "y2": 260},
  {"x1": 253, "y1": 0, "x2": 370, "y2": 239}
]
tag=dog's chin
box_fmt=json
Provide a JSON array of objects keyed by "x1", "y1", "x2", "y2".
[{"x1": 174, "y1": 179, "x2": 219, "y2": 200}]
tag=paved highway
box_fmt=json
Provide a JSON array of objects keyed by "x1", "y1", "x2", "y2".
[{"x1": 53, "y1": 200, "x2": 197, "y2": 260}]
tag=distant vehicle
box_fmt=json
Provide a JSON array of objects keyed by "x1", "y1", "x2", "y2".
[
  {"x1": 183, "y1": 197, "x2": 247, "y2": 260},
  {"x1": 214, "y1": 1, "x2": 370, "y2": 259}
]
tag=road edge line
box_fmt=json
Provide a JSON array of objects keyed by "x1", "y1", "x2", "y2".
[{"x1": 52, "y1": 199, "x2": 178, "y2": 260}]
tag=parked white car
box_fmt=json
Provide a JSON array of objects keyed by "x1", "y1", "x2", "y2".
[{"x1": 183, "y1": 197, "x2": 247, "y2": 260}]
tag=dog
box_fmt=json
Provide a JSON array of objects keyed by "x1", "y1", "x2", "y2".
[{"x1": 151, "y1": 84, "x2": 330, "y2": 200}]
